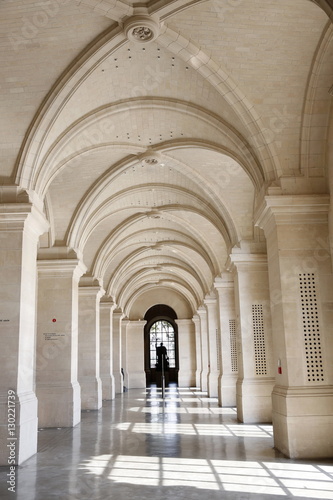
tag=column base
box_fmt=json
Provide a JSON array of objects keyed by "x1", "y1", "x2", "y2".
[
  {"x1": 218, "y1": 373, "x2": 237, "y2": 407},
  {"x1": 113, "y1": 371, "x2": 123, "y2": 394},
  {"x1": 207, "y1": 370, "x2": 219, "y2": 398},
  {"x1": 0, "y1": 391, "x2": 38, "y2": 466},
  {"x1": 37, "y1": 382, "x2": 81, "y2": 427},
  {"x1": 128, "y1": 371, "x2": 146, "y2": 389},
  {"x1": 80, "y1": 377, "x2": 102, "y2": 410},
  {"x1": 237, "y1": 377, "x2": 274, "y2": 423},
  {"x1": 200, "y1": 369, "x2": 208, "y2": 392},
  {"x1": 272, "y1": 385, "x2": 333, "y2": 459},
  {"x1": 196, "y1": 370, "x2": 201, "y2": 389},
  {"x1": 101, "y1": 375, "x2": 115, "y2": 400}
]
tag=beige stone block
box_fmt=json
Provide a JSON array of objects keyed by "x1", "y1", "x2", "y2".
[{"x1": 237, "y1": 378, "x2": 274, "y2": 423}]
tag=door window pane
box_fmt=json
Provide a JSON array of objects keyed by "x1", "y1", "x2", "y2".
[{"x1": 149, "y1": 320, "x2": 176, "y2": 368}]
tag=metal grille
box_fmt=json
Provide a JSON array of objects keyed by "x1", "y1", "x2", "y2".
[
  {"x1": 252, "y1": 305, "x2": 267, "y2": 376},
  {"x1": 216, "y1": 328, "x2": 221, "y2": 370},
  {"x1": 299, "y1": 273, "x2": 324, "y2": 382},
  {"x1": 229, "y1": 319, "x2": 238, "y2": 372}
]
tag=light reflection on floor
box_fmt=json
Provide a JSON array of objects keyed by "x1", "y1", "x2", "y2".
[
  {"x1": 76, "y1": 386, "x2": 333, "y2": 499},
  {"x1": 8, "y1": 385, "x2": 332, "y2": 500},
  {"x1": 116, "y1": 421, "x2": 273, "y2": 438},
  {"x1": 80, "y1": 454, "x2": 333, "y2": 498}
]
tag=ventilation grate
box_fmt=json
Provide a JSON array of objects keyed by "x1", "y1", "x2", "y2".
[
  {"x1": 216, "y1": 329, "x2": 221, "y2": 370},
  {"x1": 252, "y1": 305, "x2": 267, "y2": 376},
  {"x1": 229, "y1": 319, "x2": 238, "y2": 372},
  {"x1": 299, "y1": 273, "x2": 324, "y2": 382}
]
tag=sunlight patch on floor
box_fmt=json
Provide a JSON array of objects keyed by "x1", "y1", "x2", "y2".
[{"x1": 79, "y1": 454, "x2": 333, "y2": 498}]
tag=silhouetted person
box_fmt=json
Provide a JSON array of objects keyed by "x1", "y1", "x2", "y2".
[{"x1": 156, "y1": 342, "x2": 168, "y2": 372}]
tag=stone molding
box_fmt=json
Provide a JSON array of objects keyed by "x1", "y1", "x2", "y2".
[
  {"x1": 100, "y1": 298, "x2": 116, "y2": 311},
  {"x1": 37, "y1": 259, "x2": 87, "y2": 281},
  {"x1": 126, "y1": 320, "x2": 146, "y2": 327},
  {"x1": 0, "y1": 202, "x2": 48, "y2": 237},
  {"x1": 227, "y1": 253, "x2": 268, "y2": 274},
  {"x1": 214, "y1": 274, "x2": 234, "y2": 290},
  {"x1": 255, "y1": 194, "x2": 330, "y2": 235}
]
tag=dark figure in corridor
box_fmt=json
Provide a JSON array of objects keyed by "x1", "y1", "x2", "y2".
[{"x1": 156, "y1": 342, "x2": 168, "y2": 372}]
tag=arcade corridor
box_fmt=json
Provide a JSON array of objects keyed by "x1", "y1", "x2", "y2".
[{"x1": 1, "y1": 386, "x2": 332, "y2": 500}]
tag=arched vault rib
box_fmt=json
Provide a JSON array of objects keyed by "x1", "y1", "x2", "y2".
[
  {"x1": 116, "y1": 267, "x2": 202, "y2": 308},
  {"x1": 104, "y1": 239, "x2": 216, "y2": 295},
  {"x1": 310, "y1": 0, "x2": 333, "y2": 20},
  {"x1": 14, "y1": 1, "x2": 331, "y2": 191},
  {"x1": 122, "y1": 283, "x2": 197, "y2": 317},
  {"x1": 92, "y1": 229, "x2": 213, "y2": 282},
  {"x1": 104, "y1": 237, "x2": 213, "y2": 296},
  {"x1": 69, "y1": 184, "x2": 236, "y2": 257},
  {"x1": 15, "y1": 24, "x2": 276, "y2": 190},
  {"x1": 110, "y1": 257, "x2": 208, "y2": 299},
  {"x1": 110, "y1": 256, "x2": 207, "y2": 296},
  {"x1": 36, "y1": 98, "x2": 264, "y2": 196},
  {"x1": 300, "y1": 22, "x2": 333, "y2": 175},
  {"x1": 15, "y1": 26, "x2": 127, "y2": 190}
]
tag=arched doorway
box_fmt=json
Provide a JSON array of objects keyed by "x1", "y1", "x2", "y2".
[{"x1": 144, "y1": 305, "x2": 179, "y2": 385}]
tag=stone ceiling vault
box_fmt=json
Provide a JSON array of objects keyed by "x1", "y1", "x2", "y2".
[{"x1": 1, "y1": 0, "x2": 332, "y2": 316}]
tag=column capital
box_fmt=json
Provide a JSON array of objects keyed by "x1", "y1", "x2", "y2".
[
  {"x1": 175, "y1": 319, "x2": 193, "y2": 326},
  {"x1": 0, "y1": 201, "x2": 49, "y2": 237},
  {"x1": 214, "y1": 272, "x2": 234, "y2": 291},
  {"x1": 38, "y1": 246, "x2": 80, "y2": 260},
  {"x1": 227, "y1": 252, "x2": 268, "y2": 273},
  {"x1": 255, "y1": 194, "x2": 330, "y2": 234},
  {"x1": 0, "y1": 186, "x2": 42, "y2": 207},
  {"x1": 204, "y1": 291, "x2": 217, "y2": 307},
  {"x1": 197, "y1": 306, "x2": 207, "y2": 317},
  {"x1": 192, "y1": 314, "x2": 200, "y2": 325},
  {"x1": 79, "y1": 278, "x2": 105, "y2": 300},
  {"x1": 37, "y1": 258, "x2": 87, "y2": 280},
  {"x1": 127, "y1": 320, "x2": 147, "y2": 327},
  {"x1": 113, "y1": 308, "x2": 124, "y2": 320},
  {"x1": 100, "y1": 297, "x2": 116, "y2": 311}
]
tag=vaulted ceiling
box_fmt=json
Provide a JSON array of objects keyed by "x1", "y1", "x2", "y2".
[{"x1": 1, "y1": 0, "x2": 332, "y2": 317}]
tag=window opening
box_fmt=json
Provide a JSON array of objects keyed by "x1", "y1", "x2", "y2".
[{"x1": 149, "y1": 320, "x2": 176, "y2": 369}]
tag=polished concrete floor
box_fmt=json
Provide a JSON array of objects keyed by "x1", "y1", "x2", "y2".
[{"x1": 1, "y1": 385, "x2": 333, "y2": 499}]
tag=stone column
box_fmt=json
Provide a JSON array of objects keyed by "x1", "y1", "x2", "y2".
[
  {"x1": 197, "y1": 306, "x2": 209, "y2": 392},
  {"x1": 99, "y1": 298, "x2": 116, "y2": 400},
  {"x1": 256, "y1": 194, "x2": 333, "y2": 458},
  {"x1": 0, "y1": 191, "x2": 48, "y2": 465},
  {"x1": 36, "y1": 251, "x2": 86, "y2": 427},
  {"x1": 121, "y1": 319, "x2": 129, "y2": 390},
  {"x1": 78, "y1": 278, "x2": 105, "y2": 410},
  {"x1": 126, "y1": 320, "x2": 146, "y2": 389},
  {"x1": 229, "y1": 247, "x2": 275, "y2": 423},
  {"x1": 214, "y1": 273, "x2": 237, "y2": 407},
  {"x1": 112, "y1": 309, "x2": 124, "y2": 394},
  {"x1": 192, "y1": 315, "x2": 202, "y2": 389},
  {"x1": 177, "y1": 319, "x2": 196, "y2": 387},
  {"x1": 204, "y1": 293, "x2": 220, "y2": 398}
]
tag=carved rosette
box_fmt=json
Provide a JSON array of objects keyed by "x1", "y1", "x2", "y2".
[
  {"x1": 123, "y1": 16, "x2": 160, "y2": 44},
  {"x1": 138, "y1": 150, "x2": 163, "y2": 165}
]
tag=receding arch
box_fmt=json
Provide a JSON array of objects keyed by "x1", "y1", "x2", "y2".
[
  {"x1": 300, "y1": 22, "x2": 333, "y2": 178},
  {"x1": 144, "y1": 304, "x2": 179, "y2": 386},
  {"x1": 34, "y1": 98, "x2": 264, "y2": 198},
  {"x1": 125, "y1": 283, "x2": 197, "y2": 317},
  {"x1": 71, "y1": 183, "x2": 236, "y2": 253},
  {"x1": 14, "y1": 25, "x2": 280, "y2": 191}
]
